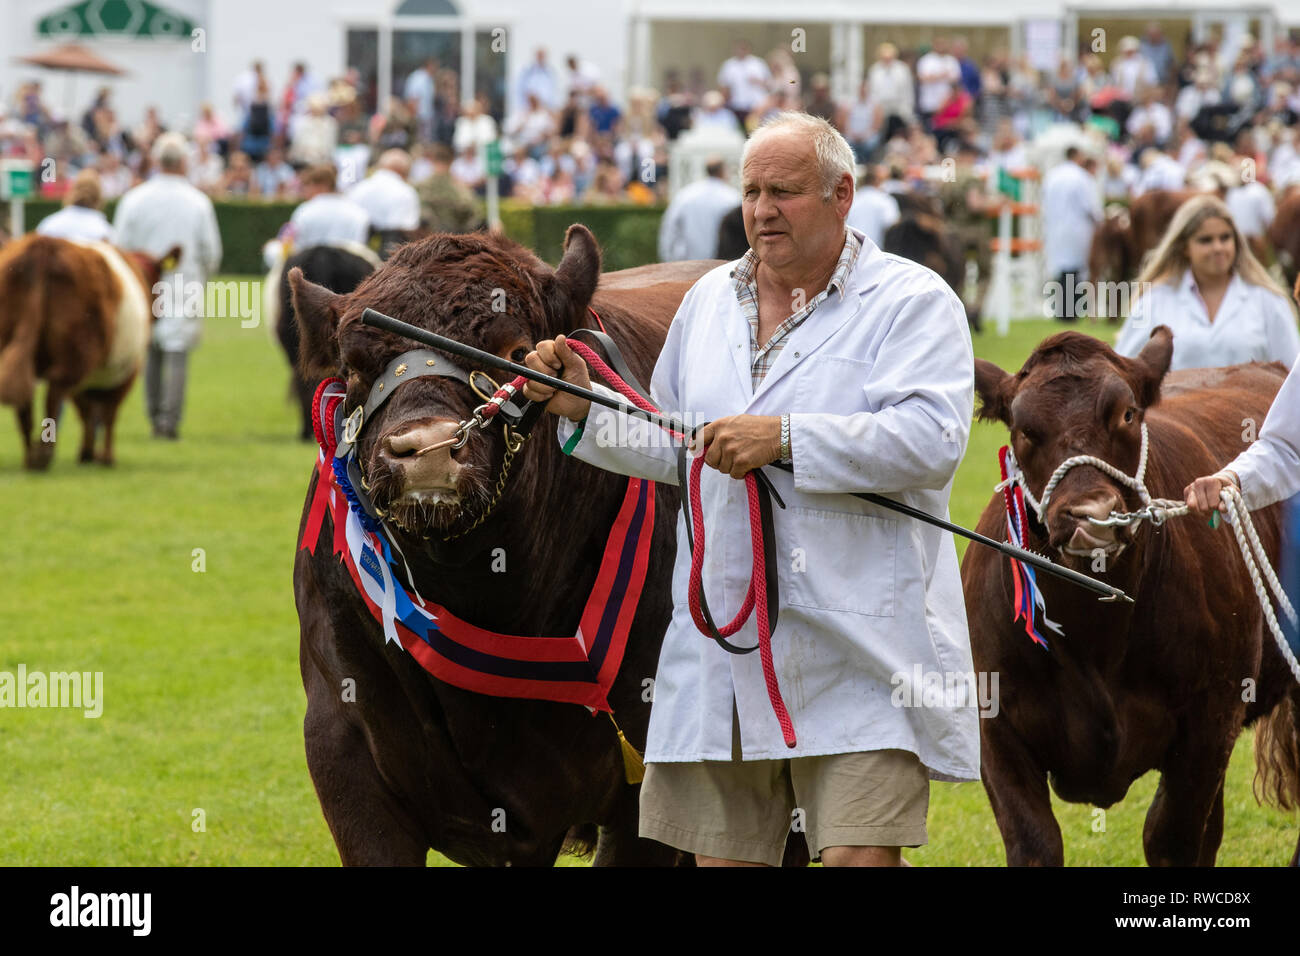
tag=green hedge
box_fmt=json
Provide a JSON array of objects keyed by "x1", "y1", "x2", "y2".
[
  {"x1": 502, "y1": 200, "x2": 665, "y2": 271},
  {"x1": 4, "y1": 197, "x2": 666, "y2": 275}
]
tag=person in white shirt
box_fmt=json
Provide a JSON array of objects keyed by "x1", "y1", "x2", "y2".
[
  {"x1": 1126, "y1": 86, "x2": 1173, "y2": 145},
  {"x1": 289, "y1": 164, "x2": 370, "y2": 249},
  {"x1": 1132, "y1": 147, "x2": 1186, "y2": 196},
  {"x1": 1175, "y1": 66, "x2": 1222, "y2": 120},
  {"x1": 692, "y1": 90, "x2": 742, "y2": 132},
  {"x1": 113, "y1": 133, "x2": 222, "y2": 440},
  {"x1": 1113, "y1": 37, "x2": 1158, "y2": 98},
  {"x1": 1226, "y1": 177, "x2": 1276, "y2": 263},
  {"x1": 1114, "y1": 194, "x2": 1300, "y2": 371},
  {"x1": 868, "y1": 43, "x2": 915, "y2": 142},
  {"x1": 1042, "y1": 147, "x2": 1102, "y2": 318},
  {"x1": 347, "y1": 149, "x2": 421, "y2": 231},
  {"x1": 915, "y1": 38, "x2": 961, "y2": 122},
  {"x1": 717, "y1": 41, "x2": 771, "y2": 120},
  {"x1": 403, "y1": 58, "x2": 436, "y2": 142},
  {"x1": 657, "y1": 157, "x2": 741, "y2": 261},
  {"x1": 452, "y1": 96, "x2": 499, "y2": 176},
  {"x1": 523, "y1": 111, "x2": 977, "y2": 868},
  {"x1": 564, "y1": 54, "x2": 600, "y2": 109},
  {"x1": 288, "y1": 94, "x2": 339, "y2": 169},
  {"x1": 1184, "y1": 358, "x2": 1300, "y2": 513},
  {"x1": 504, "y1": 93, "x2": 555, "y2": 157},
  {"x1": 36, "y1": 169, "x2": 114, "y2": 243},
  {"x1": 845, "y1": 165, "x2": 901, "y2": 248}
]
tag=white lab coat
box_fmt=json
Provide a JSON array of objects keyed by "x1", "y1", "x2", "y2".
[
  {"x1": 36, "y1": 205, "x2": 115, "y2": 243},
  {"x1": 1114, "y1": 272, "x2": 1300, "y2": 371},
  {"x1": 557, "y1": 231, "x2": 980, "y2": 780},
  {"x1": 290, "y1": 192, "x2": 371, "y2": 248},
  {"x1": 1227, "y1": 361, "x2": 1300, "y2": 510},
  {"x1": 113, "y1": 174, "x2": 222, "y2": 353},
  {"x1": 657, "y1": 177, "x2": 740, "y2": 262},
  {"x1": 347, "y1": 169, "x2": 420, "y2": 231},
  {"x1": 1042, "y1": 160, "x2": 1102, "y2": 276},
  {"x1": 846, "y1": 186, "x2": 901, "y2": 248}
]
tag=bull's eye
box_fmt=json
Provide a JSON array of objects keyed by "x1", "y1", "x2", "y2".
[
  {"x1": 1123, "y1": 407, "x2": 1135, "y2": 424},
  {"x1": 511, "y1": 347, "x2": 529, "y2": 363}
]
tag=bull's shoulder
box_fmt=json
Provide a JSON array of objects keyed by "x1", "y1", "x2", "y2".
[
  {"x1": 597, "y1": 259, "x2": 724, "y2": 291},
  {"x1": 1160, "y1": 361, "x2": 1288, "y2": 400}
]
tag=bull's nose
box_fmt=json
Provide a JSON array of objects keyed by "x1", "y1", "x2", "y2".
[
  {"x1": 384, "y1": 421, "x2": 462, "y2": 459},
  {"x1": 380, "y1": 420, "x2": 464, "y2": 491},
  {"x1": 1059, "y1": 494, "x2": 1124, "y2": 554}
]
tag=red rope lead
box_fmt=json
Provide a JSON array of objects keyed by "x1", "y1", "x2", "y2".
[{"x1": 565, "y1": 338, "x2": 797, "y2": 748}]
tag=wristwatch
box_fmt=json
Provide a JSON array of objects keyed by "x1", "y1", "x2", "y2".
[{"x1": 779, "y1": 414, "x2": 792, "y2": 463}]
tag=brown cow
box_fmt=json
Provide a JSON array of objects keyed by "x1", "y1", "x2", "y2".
[
  {"x1": 963, "y1": 327, "x2": 1300, "y2": 866},
  {"x1": 1088, "y1": 189, "x2": 1200, "y2": 291},
  {"x1": 0, "y1": 235, "x2": 176, "y2": 469},
  {"x1": 1267, "y1": 186, "x2": 1300, "y2": 291},
  {"x1": 289, "y1": 226, "x2": 795, "y2": 865}
]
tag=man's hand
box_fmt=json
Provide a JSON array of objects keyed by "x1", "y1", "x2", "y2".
[
  {"x1": 522, "y1": 335, "x2": 591, "y2": 423},
  {"x1": 1183, "y1": 471, "x2": 1237, "y2": 517},
  {"x1": 691, "y1": 415, "x2": 782, "y2": 479}
]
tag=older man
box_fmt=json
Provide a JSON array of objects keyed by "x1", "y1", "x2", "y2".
[
  {"x1": 347, "y1": 149, "x2": 421, "y2": 232},
  {"x1": 114, "y1": 132, "x2": 222, "y2": 439},
  {"x1": 524, "y1": 112, "x2": 978, "y2": 867}
]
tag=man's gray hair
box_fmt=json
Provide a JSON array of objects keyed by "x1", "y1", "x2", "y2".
[
  {"x1": 152, "y1": 132, "x2": 189, "y2": 172},
  {"x1": 741, "y1": 111, "x2": 856, "y2": 201}
]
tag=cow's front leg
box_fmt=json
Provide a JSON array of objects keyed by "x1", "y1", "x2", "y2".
[
  {"x1": 1144, "y1": 718, "x2": 1237, "y2": 866},
  {"x1": 981, "y1": 721, "x2": 1064, "y2": 865},
  {"x1": 303, "y1": 658, "x2": 429, "y2": 866},
  {"x1": 591, "y1": 783, "x2": 686, "y2": 866}
]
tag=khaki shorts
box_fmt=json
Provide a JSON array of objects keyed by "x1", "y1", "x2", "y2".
[{"x1": 639, "y1": 712, "x2": 929, "y2": 865}]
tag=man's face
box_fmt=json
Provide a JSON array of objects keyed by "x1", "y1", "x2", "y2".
[{"x1": 742, "y1": 131, "x2": 851, "y2": 274}]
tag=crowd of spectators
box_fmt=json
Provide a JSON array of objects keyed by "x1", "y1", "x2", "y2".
[{"x1": 4, "y1": 24, "x2": 1300, "y2": 220}]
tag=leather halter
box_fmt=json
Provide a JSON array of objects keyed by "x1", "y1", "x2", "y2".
[{"x1": 330, "y1": 316, "x2": 624, "y2": 535}]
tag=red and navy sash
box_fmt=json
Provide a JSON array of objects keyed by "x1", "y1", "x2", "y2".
[{"x1": 300, "y1": 448, "x2": 655, "y2": 712}]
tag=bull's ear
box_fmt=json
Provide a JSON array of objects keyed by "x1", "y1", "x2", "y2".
[
  {"x1": 1131, "y1": 325, "x2": 1173, "y2": 407},
  {"x1": 545, "y1": 224, "x2": 601, "y2": 329},
  {"x1": 974, "y1": 358, "x2": 1012, "y2": 425},
  {"x1": 289, "y1": 267, "x2": 346, "y2": 378}
]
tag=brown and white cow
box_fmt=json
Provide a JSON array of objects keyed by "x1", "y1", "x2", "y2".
[
  {"x1": 963, "y1": 327, "x2": 1300, "y2": 866},
  {"x1": 0, "y1": 234, "x2": 177, "y2": 469}
]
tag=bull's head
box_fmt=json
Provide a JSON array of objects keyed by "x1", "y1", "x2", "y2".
[
  {"x1": 974, "y1": 326, "x2": 1173, "y2": 566},
  {"x1": 290, "y1": 226, "x2": 601, "y2": 552}
]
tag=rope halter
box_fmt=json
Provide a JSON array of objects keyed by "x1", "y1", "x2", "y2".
[{"x1": 995, "y1": 422, "x2": 1189, "y2": 530}]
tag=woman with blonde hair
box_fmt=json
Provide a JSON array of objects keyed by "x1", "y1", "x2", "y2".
[
  {"x1": 35, "y1": 168, "x2": 115, "y2": 242},
  {"x1": 1114, "y1": 193, "x2": 1300, "y2": 370}
]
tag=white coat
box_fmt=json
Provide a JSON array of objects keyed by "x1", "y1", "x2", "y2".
[
  {"x1": 1227, "y1": 361, "x2": 1300, "y2": 510},
  {"x1": 657, "y1": 177, "x2": 741, "y2": 262},
  {"x1": 113, "y1": 173, "x2": 223, "y2": 353},
  {"x1": 1041, "y1": 160, "x2": 1102, "y2": 276},
  {"x1": 556, "y1": 231, "x2": 980, "y2": 781},
  {"x1": 1114, "y1": 271, "x2": 1300, "y2": 371}
]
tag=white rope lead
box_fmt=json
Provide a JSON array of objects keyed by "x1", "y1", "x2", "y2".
[
  {"x1": 994, "y1": 422, "x2": 1299, "y2": 684},
  {"x1": 1221, "y1": 486, "x2": 1300, "y2": 684}
]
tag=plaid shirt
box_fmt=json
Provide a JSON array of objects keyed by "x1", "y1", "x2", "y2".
[{"x1": 731, "y1": 227, "x2": 862, "y2": 389}]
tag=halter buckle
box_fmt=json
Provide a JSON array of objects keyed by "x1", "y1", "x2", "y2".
[{"x1": 342, "y1": 406, "x2": 364, "y2": 446}]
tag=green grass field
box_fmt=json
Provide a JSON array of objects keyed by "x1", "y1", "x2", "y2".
[{"x1": 0, "y1": 289, "x2": 1294, "y2": 866}]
